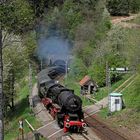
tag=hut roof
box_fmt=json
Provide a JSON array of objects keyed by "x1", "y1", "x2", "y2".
[{"x1": 79, "y1": 75, "x2": 91, "y2": 86}]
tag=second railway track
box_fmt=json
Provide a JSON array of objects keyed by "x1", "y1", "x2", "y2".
[
  {"x1": 67, "y1": 133, "x2": 92, "y2": 140},
  {"x1": 84, "y1": 112, "x2": 128, "y2": 140}
]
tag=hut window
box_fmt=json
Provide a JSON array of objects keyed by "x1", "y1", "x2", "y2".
[{"x1": 115, "y1": 99, "x2": 119, "y2": 104}]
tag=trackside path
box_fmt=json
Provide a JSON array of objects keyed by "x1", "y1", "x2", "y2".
[
  {"x1": 111, "y1": 14, "x2": 140, "y2": 29},
  {"x1": 30, "y1": 83, "x2": 53, "y2": 124}
]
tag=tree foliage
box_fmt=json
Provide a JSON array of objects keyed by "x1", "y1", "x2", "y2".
[
  {"x1": 106, "y1": 0, "x2": 129, "y2": 16},
  {"x1": 104, "y1": 26, "x2": 127, "y2": 67},
  {"x1": 107, "y1": 0, "x2": 140, "y2": 15},
  {"x1": 129, "y1": 0, "x2": 140, "y2": 13},
  {"x1": 0, "y1": 0, "x2": 35, "y2": 34},
  {"x1": 0, "y1": 0, "x2": 37, "y2": 118},
  {"x1": 88, "y1": 63, "x2": 106, "y2": 87},
  {"x1": 70, "y1": 0, "x2": 111, "y2": 86},
  {"x1": 70, "y1": 58, "x2": 87, "y2": 80}
]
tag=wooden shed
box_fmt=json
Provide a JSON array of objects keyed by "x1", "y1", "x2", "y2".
[{"x1": 79, "y1": 75, "x2": 98, "y2": 95}]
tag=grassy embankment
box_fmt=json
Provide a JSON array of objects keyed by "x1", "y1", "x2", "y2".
[
  {"x1": 99, "y1": 74, "x2": 140, "y2": 129},
  {"x1": 65, "y1": 74, "x2": 131, "y2": 106},
  {"x1": 5, "y1": 76, "x2": 42, "y2": 140}
]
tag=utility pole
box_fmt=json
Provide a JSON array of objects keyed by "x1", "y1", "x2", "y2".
[
  {"x1": 106, "y1": 61, "x2": 111, "y2": 88},
  {"x1": 29, "y1": 63, "x2": 32, "y2": 95},
  {"x1": 29, "y1": 63, "x2": 33, "y2": 110},
  {"x1": 9, "y1": 69, "x2": 15, "y2": 110},
  {"x1": 65, "y1": 59, "x2": 68, "y2": 87},
  {"x1": 0, "y1": 28, "x2": 4, "y2": 140},
  {"x1": 40, "y1": 59, "x2": 42, "y2": 70},
  {"x1": 106, "y1": 61, "x2": 111, "y2": 115}
]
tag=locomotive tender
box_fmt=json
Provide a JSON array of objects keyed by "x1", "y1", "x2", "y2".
[{"x1": 37, "y1": 60, "x2": 86, "y2": 133}]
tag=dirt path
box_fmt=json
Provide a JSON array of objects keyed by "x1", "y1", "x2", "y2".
[
  {"x1": 111, "y1": 14, "x2": 140, "y2": 28},
  {"x1": 30, "y1": 83, "x2": 53, "y2": 124}
]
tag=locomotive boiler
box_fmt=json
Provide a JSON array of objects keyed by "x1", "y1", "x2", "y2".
[{"x1": 37, "y1": 60, "x2": 86, "y2": 133}]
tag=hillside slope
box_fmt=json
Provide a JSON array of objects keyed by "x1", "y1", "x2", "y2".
[{"x1": 99, "y1": 74, "x2": 140, "y2": 140}]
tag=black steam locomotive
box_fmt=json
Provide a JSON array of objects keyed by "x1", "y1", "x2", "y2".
[{"x1": 37, "y1": 60, "x2": 86, "y2": 133}]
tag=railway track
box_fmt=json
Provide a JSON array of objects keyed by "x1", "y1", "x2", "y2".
[
  {"x1": 32, "y1": 72, "x2": 135, "y2": 139},
  {"x1": 67, "y1": 133, "x2": 92, "y2": 140},
  {"x1": 84, "y1": 112, "x2": 127, "y2": 140}
]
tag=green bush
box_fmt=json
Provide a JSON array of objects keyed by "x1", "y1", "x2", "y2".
[
  {"x1": 129, "y1": 0, "x2": 140, "y2": 13},
  {"x1": 106, "y1": 0, "x2": 129, "y2": 16},
  {"x1": 62, "y1": 0, "x2": 83, "y2": 38},
  {"x1": 88, "y1": 63, "x2": 106, "y2": 87},
  {"x1": 69, "y1": 58, "x2": 88, "y2": 80}
]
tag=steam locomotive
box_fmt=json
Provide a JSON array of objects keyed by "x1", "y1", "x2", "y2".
[{"x1": 37, "y1": 60, "x2": 86, "y2": 133}]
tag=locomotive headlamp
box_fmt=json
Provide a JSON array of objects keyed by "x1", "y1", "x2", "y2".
[
  {"x1": 66, "y1": 119, "x2": 70, "y2": 122},
  {"x1": 81, "y1": 119, "x2": 84, "y2": 122}
]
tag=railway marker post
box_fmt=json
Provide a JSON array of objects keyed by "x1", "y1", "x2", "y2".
[
  {"x1": 65, "y1": 60, "x2": 68, "y2": 86},
  {"x1": 29, "y1": 63, "x2": 33, "y2": 111},
  {"x1": 18, "y1": 119, "x2": 24, "y2": 140}
]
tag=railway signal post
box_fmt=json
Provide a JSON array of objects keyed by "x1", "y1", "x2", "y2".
[
  {"x1": 19, "y1": 119, "x2": 24, "y2": 140},
  {"x1": 106, "y1": 63, "x2": 130, "y2": 115}
]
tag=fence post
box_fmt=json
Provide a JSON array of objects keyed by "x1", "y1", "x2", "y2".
[
  {"x1": 34, "y1": 131, "x2": 40, "y2": 140},
  {"x1": 25, "y1": 119, "x2": 43, "y2": 140}
]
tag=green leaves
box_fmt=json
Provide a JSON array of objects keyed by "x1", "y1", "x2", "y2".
[
  {"x1": 62, "y1": 0, "x2": 83, "y2": 38},
  {"x1": 0, "y1": 0, "x2": 35, "y2": 34},
  {"x1": 129, "y1": 0, "x2": 140, "y2": 13},
  {"x1": 23, "y1": 32, "x2": 37, "y2": 59},
  {"x1": 88, "y1": 64, "x2": 106, "y2": 87},
  {"x1": 106, "y1": 0, "x2": 129, "y2": 16},
  {"x1": 70, "y1": 58, "x2": 88, "y2": 80}
]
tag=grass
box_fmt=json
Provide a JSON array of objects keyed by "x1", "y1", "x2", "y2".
[
  {"x1": 94, "y1": 74, "x2": 131, "y2": 101},
  {"x1": 98, "y1": 107, "x2": 108, "y2": 118},
  {"x1": 5, "y1": 78, "x2": 42, "y2": 140},
  {"x1": 65, "y1": 74, "x2": 131, "y2": 106}
]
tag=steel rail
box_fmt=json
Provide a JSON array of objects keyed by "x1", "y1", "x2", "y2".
[{"x1": 84, "y1": 112, "x2": 128, "y2": 140}]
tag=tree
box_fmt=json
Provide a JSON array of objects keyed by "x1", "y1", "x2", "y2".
[
  {"x1": 106, "y1": 0, "x2": 130, "y2": 16},
  {"x1": 88, "y1": 63, "x2": 106, "y2": 87},
  {"x1": 70, "y1": 58, "x2": 88, "y2": 80},
  {"x1": 0, "y1": 28, "x2": 4, "y2": 140},
  {"x1": 129, "y1": 0, "x2": 140, "y2": 13},
  {"x1": 0, "y1": 0, "x2": 35, "y2": 139},
  {"x1": 3, "y1": 68, "x2": 15, "y2": 113},
  {"x1": 0, "y1": 0, "x2": 35, "y2": 34}
]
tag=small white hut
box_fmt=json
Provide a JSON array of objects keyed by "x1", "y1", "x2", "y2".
[{"x1": 109, "y1": 92, "x2": 123, "y2": 112}]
